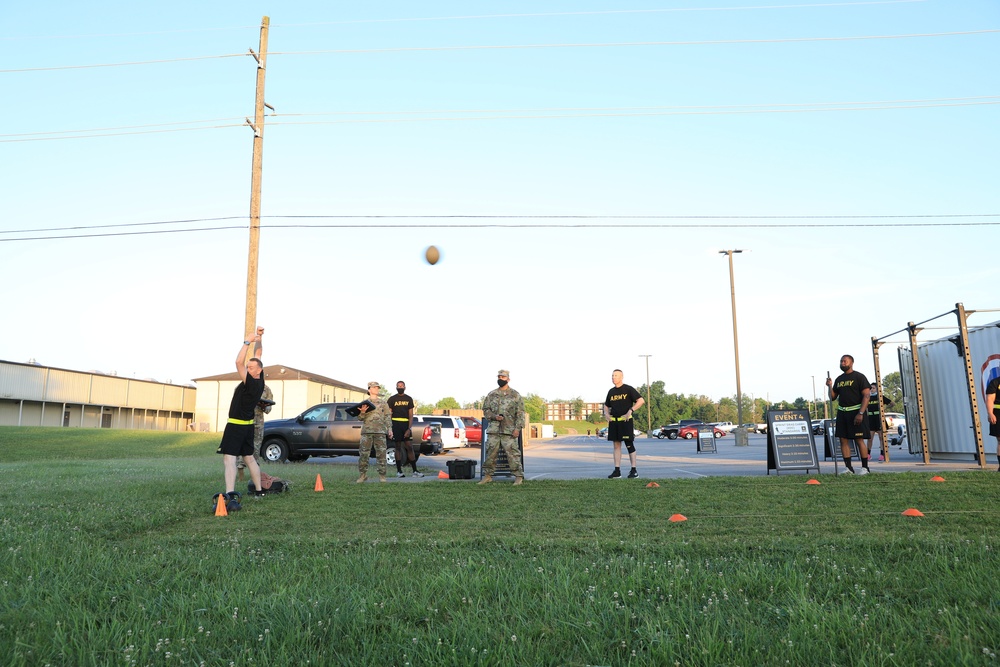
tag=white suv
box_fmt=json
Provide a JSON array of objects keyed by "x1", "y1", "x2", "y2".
[{"x1": 412, "y1": 415, "x2": 468, "y2": 450}]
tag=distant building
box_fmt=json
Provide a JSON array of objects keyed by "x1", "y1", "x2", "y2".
[
  {"x1": 0, "y1": 359, "x2": 195, "y2": 430},
  {"x1": 544, "y1": 401, "x2": 605, "y2": 421},
  {"x1": 193, "y1": 365, "x2": 367, "y2": 432}
]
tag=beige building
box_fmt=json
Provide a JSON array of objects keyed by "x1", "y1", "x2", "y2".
[
  {"x1": 193, "y1": 364, "x2": 367, "y2": 432},
  {"x1": 0, "y1": 359, "x2": 195, "y2": 430},
  {"x1": 544, "y1": 401, "x2": 604, "y2": 421}
]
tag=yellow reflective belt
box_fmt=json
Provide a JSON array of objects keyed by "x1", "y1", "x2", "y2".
[
  {"x1": 610, "y1": 416, "x2": 628, "y2": 421},
  {"x1": 227, "y1": 418, "x2": 254, "y2": 425},
  {"x1": 391, "y1": 418, "x2": 409, "y2": 421},
  {"x1": 837, "y1": 405, "x2": 861, "y2": 412}
]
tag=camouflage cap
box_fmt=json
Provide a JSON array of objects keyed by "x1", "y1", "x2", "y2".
[
  {"x1": 367, "y1": 381, "x2": 381, "y2": 388},
  {"x1": 497, "y1": 369, "x2": 510, "y2": 377}
]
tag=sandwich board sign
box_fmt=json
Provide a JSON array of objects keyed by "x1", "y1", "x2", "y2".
[
  {"x1": 696, "y1": 424, "x2": 717, "y2": 453},
  {"x1": 766, "y1": 409, "x2": 820, "y2": 475}
]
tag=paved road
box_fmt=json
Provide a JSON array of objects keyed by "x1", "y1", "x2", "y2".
[{"x1": 298, "y1": 432, "x2": 994, "y2": 481}]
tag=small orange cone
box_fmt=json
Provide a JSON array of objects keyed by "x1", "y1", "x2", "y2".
[
  {"x1": 437, "y1": 470, "x2": 449, "y2": 479},
  {"x1": 930, "y1": 476, "x2": 945, "y2": 482},
  {"x1": 668, "y1": 514, "x2": 687, "y2": 522},
  {"x1": 314, "y1": 474, "x2": 324, "y2": 492},
  {"x1": 214, "y1": 494, "x2": 228, "y2": 517},
  {"x1": 806, "y1": 479, "x2": 821, "y2": 485},
  {"x1": 645, "y1": 482, "x2": 660, "y2": 488},
  {"x1": 901, "y1": 508, "x2": 924, "y2": 517}
]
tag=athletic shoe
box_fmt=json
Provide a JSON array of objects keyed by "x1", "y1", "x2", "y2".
[
  {"x1": 396, "y1": 472, "x2": 406, "y2": 478},
  {"x1": 840, "y1": 468, "x2": 854, "y2": 475},
  {"x1": 627, "y1": 469, "x2": 639, "y2": 479},
  {"x1": 608, "y1": 469, "x2": 622, "y2": 479},
  {"x1": 252, "y1": 488, "x2": 266, "y2": 498},
  {"x1": 412, "y1": 471, "x2": 424, "y2": 477},
  {"x1": 857, "y1": 467, "x2": 870, "y2": 476}
]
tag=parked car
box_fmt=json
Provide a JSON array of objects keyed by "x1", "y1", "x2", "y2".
[
  {"x1": 597, "y1": 426, "x2": 608, "y2": 438},
  {"x1": 259, "y1": 402, "x2": 443, "y2": 463},
  {"x1": 677, "y1": 424, "x2": 726, "y2": 439},
  {"x1": 660, "y1": 419, "x2": 705, "y2": 440},
  {"x1": 811, "y1": 420, "x2": 826, "y2": 435},
  {"x1": 884, "y1": 413, "x2": 906, "y2": 431},
  {"x1": 712, "y1": 421, "x2": 737, "y2": 433},
  {"x1": 461, "y1": 416, "x2": 482, "y2": 445},
  {"x1": 651, "y1": 426, "x2": 669, "y2": 439},
  {"x1": 412, "y1": 415, "x2": 468, "y2": 449}
]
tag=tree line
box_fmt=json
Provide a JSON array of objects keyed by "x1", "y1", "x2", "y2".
[{"x1": 414, "y1": 372, "x2": 902, "y2": 426}]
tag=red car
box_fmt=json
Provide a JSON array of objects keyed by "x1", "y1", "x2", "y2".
[
  {"x1": 677, "y1": 425, "x2": 726, "y2": 440},
  {"x1": 461, "y1": 417, "x2": 482, "y2": 445}
]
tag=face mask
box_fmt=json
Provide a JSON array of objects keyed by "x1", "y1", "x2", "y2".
[
  {"x1": 397, "y1": 388, "x2": 405, "y2": 394},
  {"x1": 840, "y1": 364, "x2": 849, "y2": 372},
  {"x1": 497, "y1": 379, "x2": 508, "y2": 387}
]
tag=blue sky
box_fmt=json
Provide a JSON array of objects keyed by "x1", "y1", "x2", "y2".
[{"x1": 2, "y1": 1, "x2": 998, "y2": 407}]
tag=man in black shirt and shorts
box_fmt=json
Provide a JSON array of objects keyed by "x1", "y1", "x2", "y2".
[
  {"x1": 604, "y1": 369, "x2": 645, "y2": 479},
  {"x1": 982, "y1": 374, "x2": 1000, "y2": 471},
  {"x1": 216, "y1": 327, "x2": 267, "y2": 508},
  {"x1": 388, "y1": 380, "x2": 422, "y2": 477},
  {"x1": 826, "y1": 354, "x2": 871, "y2": 475}
]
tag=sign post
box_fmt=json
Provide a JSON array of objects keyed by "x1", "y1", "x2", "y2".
[
  {"x1": 696, "y1": 424, "x2": 717, "y2": 453},
  {"x1": 765, "y1": 409, "x2": 820, "y2": 475}
]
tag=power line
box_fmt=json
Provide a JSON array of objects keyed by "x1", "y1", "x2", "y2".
[
  {"x1": 0, "y1": 116, "x2": 247, "y2": 139},
  {"x1": 268, "y1": 30, "x2": 1000, "y2": 57},
  {"x1": 272, "y1": 1, "x2": 929, "y2": 26},
  {"x1": 4, "y1": 28, "x2": 995, "y2": 74},
  {"x1": 0, "y1": 123, "x2": 245, "y2": 143},
  {"x1": 4, "y1": 213, "x2": 999, "y2": 243}
]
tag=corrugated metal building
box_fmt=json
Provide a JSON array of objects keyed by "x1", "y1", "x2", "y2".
[
  {"x1": 0, "y1": 360, "x2": 195, "y2": 430},
  {"x1": 193, "y1": 365, "x2": 367, "y2": 432}
]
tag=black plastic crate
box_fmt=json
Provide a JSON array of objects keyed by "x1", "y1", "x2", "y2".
[{"x1": 447, "y1": 459, "x2": 477, "y2": 480}]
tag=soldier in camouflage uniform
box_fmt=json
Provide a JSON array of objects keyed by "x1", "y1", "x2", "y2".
[
  {"x1": 478, "y1": 369, "x2": 526, "y2": 485},
  {"x1": 237, "y1": 384, "x2": 273, "y2": 474},
  {"x1": 357, "y1": 381, "x2": 391, "y2": 483}
]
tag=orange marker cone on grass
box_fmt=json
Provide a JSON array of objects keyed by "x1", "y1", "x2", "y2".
[
  {"x1": 437, "y1": 470, "x2": 450, "y2": 479},
  {"x1": 930, "y1": 476, "x2": 945, "y2": 482},
  {"x1": 806, "y1": 479, "x2": 821, "y2": 485},
  {"x1": 901, "y1": 508, "x2": 924, "y2": 517},
  {"x1": 214, "y1": 494, "x2": 228, "y2": 517},
  {"x1": 314, "y1": 474, "x2": 324, "y2": 492},
  {"x1": 645, "y1": 482, "x2": 660, "y2": 488},
  {"x1": 669, "y1": 514, "x2": 687, "y2": 523}
]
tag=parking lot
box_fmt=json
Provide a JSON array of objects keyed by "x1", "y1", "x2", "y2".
[{"x1": 295, "y1": 431, "x2": 995, "y2": 481}]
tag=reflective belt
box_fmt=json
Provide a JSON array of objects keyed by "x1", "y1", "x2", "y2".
[
  {"x1": 609, "y1": 416, "x2": 629, "y2": 421},
  {"x1": 837, "y1": 405, "x2": 861, "y2": 412},
  {"x1": 227, "y1": 418, "x2": 254, "y2": 425},
  {"x1": 994, "y1": 404, "x2": 1000, "y2": 410},
  {"x1": 391, "y1": 418, "x2": 409, "y2": 422}
]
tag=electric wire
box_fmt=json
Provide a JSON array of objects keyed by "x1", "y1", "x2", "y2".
[{"x1": 3, "y1": 28, "x2": 995, "y2": 73}]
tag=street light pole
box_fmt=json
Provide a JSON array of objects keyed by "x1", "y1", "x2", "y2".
[
  {"x1": 720, "y1": 250, "x2": 747, "y2": 445},
  {"x1": 639, "y1": 354, "x2": 652, "y2": 435},
  {"x1": 811, "y1": 375, "x2": 818, "y2": 419}
]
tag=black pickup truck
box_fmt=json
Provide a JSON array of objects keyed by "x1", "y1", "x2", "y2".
[
  {"x1": 259, "y1": 402, "x2": 443, "y2": 463},
  {"x1": 653, "y1": 419, "x2": 705, "y2": 440}
]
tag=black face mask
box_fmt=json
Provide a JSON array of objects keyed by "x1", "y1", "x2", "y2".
[
  {"x1": 397, "y1": 388, "x2": 406, "y2": 394},
  {"x1": 840, "y1": 364, "x2": 850, "y2": 372},
  {"x1": 497, "y1": 379, "x2": 508, "y2": 387}
]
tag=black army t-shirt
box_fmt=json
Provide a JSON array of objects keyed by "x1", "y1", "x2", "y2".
[
  {"x1": 387, "y1": 393, "x2": 414, "y2": 420},
  {"x1": 605, "y1": 384, "x2": 641, "y2": 418},
  {"x1": 832, "y1": 371, "x2": 869, "y2": 409}
]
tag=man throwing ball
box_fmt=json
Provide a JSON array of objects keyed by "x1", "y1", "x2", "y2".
[{"x1": 604, "y1": 369, "x2": 645, "y2": 479}]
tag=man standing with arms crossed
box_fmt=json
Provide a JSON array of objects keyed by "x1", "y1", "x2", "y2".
[
  {"x1": 388, "y1": 380, "x2": 423, "y2": 478},
  {"x1": 216, "y1": 327, "x2": 266, "y2": 508},
  {"x1": 982, "y1": 374, "x2": 1000, "y2": 471},
  {"x1": 826, "y1": 354, "x2": 872, "y2": 475},
  {"x1": 478, "y1": 369, "x2": 526, "y2": 485},
  {"x1": 604, "y1": 369, "x2": 645, "y2": 479}
]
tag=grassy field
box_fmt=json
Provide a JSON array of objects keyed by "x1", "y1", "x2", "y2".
[
  {"x1": 544, "y1": 420, "x2": 604, "y2": 435},
  {"x1": 1, "y1": 426, "x2": 998, "y2": 666}
]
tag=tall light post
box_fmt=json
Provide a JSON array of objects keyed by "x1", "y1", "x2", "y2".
[
  {"x1": 811, "y1": 375, "x2": 818, "y2": 419},
  {"x1": 639, "y1": 354, "x2": 652, "y2": 435},
  {"x1": 720, "y1": 250, "x2": 747, "y2": 445}
]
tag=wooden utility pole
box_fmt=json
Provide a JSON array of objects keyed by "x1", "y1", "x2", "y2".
[{"x1": 244, "y1": 16, "x2": 270, "y2": 344}]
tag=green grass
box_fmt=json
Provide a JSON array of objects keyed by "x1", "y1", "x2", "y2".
[
  {"x1": 544, "y1": 420, "x2": 605, "y2": 435},
  {"x1": 1, "y1": 426, "x2": 999, "y2": 666}
]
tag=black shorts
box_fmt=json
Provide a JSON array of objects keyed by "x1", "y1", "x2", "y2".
[
  {"x1": 835, "y1": 409, "x2": 870, "y2": 440},
  {"x1": 391, "y1": 422, "x2": 411, "y2": 442},
  {"x1": 989, "y1": 412, "x2": 1000, "y2": 438},
  {"x1": 218, "y1": 422, "x2": 254, "y2": 456},
  {"x1": 867, "y1": 414, "x2": 883, "y2": 431},
  {"x1": 607, "y1": 420, "x2": 634, "y2": 442}
]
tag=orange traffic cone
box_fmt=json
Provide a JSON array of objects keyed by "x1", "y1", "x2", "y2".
[
  {"x1": 645, "y1": 482, "x2": 660, "y2": 488},
  {"x1": 901, "y1": 508, "x2": 924, "y2": 517},
  {"x1": 437, "y1": 470, "x2": 449, "y2": 479},
  {"x1": 930, "y1": 475, "x2": 945, "y2": 482},
  {"x1": 314, "y1": 474, "x2": 324, "y2": 492},
  {"x1": 806, "y1": 479, "x2": 821, "y2": 485},
  {"x1": 214, "y1": 494, "x2": 228, "y2": 517},
  {"x1": 668, "y1": 514, "x2": 687, "y2": 522}
]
